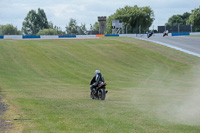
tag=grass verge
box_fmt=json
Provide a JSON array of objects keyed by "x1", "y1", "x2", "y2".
[{"x1": 0, "y1": 37, "x2": 200, "y2": 132}]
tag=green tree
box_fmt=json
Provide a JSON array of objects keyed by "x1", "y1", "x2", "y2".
[
  {"x1": 48, "y1": 21, "x2": 54, "y2": 29},
  {"x1": 0, "y1": 24, "x2": 21, "y2": 35},
  {"x1": 182, "y1": 12, "x2": 191, "y2": 25},
  {"x1": 165, "y1": 12, "x2": 191, "y2": 26},
  {"x1": 93, "y1": 22, "x2": 99, "y2": 31},
  {"x1": 22, "y1": 8, "x2": 49, "y2": 35},
  {"x1": 66, "y1": 18, "x2": 87, "y2": 35},
  {"x1": 165, "y1": 15, "x2": 183, "y2": 26},
  {"x1": 105, "y1": 15, "x2": 115, "y2": 34},
  {"x1": 37, "y1": 27, "x2": 65, "y2": 35},
  {"x1": 37, "y1": 29, "x2": 55, "y2": 35},
  {"x1": 105, "y1": 5, "x2": 154, "y2": 34},
  {"x1": 78, "y1": 23, "x2": 87, "y2": 35},
  {"x1": 65, "y1": 18, "x2": 79, "y2": 35},
  {"x1": 187, "y1": 6, "x2": 200, "y2": 31},
  {"x1": 37, "y1": 8, "x2": 49, "y2": 29},
  {"x1": 53, "y1": 26, "x2": 65, "y2": 35},
  {"x1": 37, "y1": 21, "x2": 65, "y2": 35},
  {"x1": 37, "y1": 28, "x2": 64, "y2": 35}
]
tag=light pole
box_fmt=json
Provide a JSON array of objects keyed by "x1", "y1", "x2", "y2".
[
  {"x1": 90, "y1": 24, "x2": 92, "y2": 35},
  {"x1": 1, "y1": 26, "x2": 3, "y2": 35},
  {"x1": 139, "y1": 25, "x2": 141, "y2": 34},
  {"x1": 178, "y1": 24, "x2": 179, "y2": 33},
  {"x1": 16, "y1": 26, "x2": 17, "y2": 35}
]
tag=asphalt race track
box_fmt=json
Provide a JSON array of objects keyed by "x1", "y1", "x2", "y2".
[{"x1": 138, "y1": 36, "x2": 200, "y2": 57}]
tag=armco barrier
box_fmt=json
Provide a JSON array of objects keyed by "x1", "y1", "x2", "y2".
[
  {"x1": 172, "y1": 33, "x2": 190, "y2": 36},
  {"x1": 0, "y1": 35, "x2": 4, "y2": 39},
  {"x1": 77, "y1": 35, "x2": 96, "y2": 38},
  {"x1": 4, "y1": 35, "x2": 22, "y2": 39},
  {"x1": 105, "y1": 34, "x2": 119, "y2": 37},
  {"x1": 190, "y1": 32, "x2": 200, "y2": 36},
  {"x1": 40, "y1": 35, "x2": 58, "y2": 39},
  {"x1": 59, "y1": 35, "x2": 76, "y2": 38},
  {"x1": 119, "y1": 34, "x2": 136, "y2": 37},
  {"x1": 23, "y1": 35, "x2": 40, "y2": 39}
]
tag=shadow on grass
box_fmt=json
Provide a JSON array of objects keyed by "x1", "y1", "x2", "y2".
[{"x1": 0, "y1": 89, "x2": 12, "y2": 132}]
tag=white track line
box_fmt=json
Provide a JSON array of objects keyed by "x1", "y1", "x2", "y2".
[{"x1": 137, "y1": 38, "x2": 200, "y2": 58}]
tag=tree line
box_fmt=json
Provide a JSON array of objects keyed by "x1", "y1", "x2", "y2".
[
  {"x1": 0, "y1": 5, "x2": 200, "y2": 35},
  {"x1": 105, "y1": 5, "x2": 154, "y2": 34},
  {"x1": 165, "y1": 6, "x2": 200, "y2": 31}
]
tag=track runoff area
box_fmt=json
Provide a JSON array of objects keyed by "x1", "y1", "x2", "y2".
[{"x1": 136, "y1": 35, "x2": 200, "y2": 58}]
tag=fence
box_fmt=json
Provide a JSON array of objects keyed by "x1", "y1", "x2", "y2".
[{"x1": 158, "y1": 25, "x2": 200, "y2": 33}]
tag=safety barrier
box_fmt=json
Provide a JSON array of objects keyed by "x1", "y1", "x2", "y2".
[
  {"x1": 96, "y1": 34, "x2": 105, "y2": 37},
  {"x1": 190, "y1": 32, "x2": 200, "y2": 36},
  {"x1": 23, "y1": 35, "x2": 40, "y2": 39},
  {"x1": 77, "y1": 35, "x2": 96, "y2": 38},
  {"x1": 4, "y1": 35, "x2": 22, "y2": 39},
  {"x1": 2, "y1": 33, "x2": 199, "y2": 39},
  {"x1": 0, "y1": 34, "x2": 119, "y2": 39},
  {"x1": 58, "y1": 35, "x2": 76, "y2": 38},
  {"x1": 172, "y1": 33, "x2": 190, "y2": 36},
  {"x1": 40, "y1": 35, "x2": 58, "y2": 39},
  {"x1": 105, "y1": 34, "x2": 119, "y2": 37},
  {"x1": 95, "y1": 34, "x2": 119, "y2": 37},
  {"x1": 119, "y1": 34, "x2": 136, "y2": 37}
]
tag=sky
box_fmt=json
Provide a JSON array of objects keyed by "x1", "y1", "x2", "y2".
[{"x1": 0, "y1": 0, "x2": 200, "y2": 31}]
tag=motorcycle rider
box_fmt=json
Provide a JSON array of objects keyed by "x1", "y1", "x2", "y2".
[
  {"x1": 148, "y1": 30, "x2": 153, "y2": 38},
  {"x1": 90, "y1": 70, "x2": 104, "y2": 98},
  {"x1": 163, "y1": 30, "x2": 168, "y2": 37}
]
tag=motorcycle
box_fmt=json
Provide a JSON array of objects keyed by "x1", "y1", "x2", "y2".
[
  {"x1": 90, "y1": 82, "x2": 108, "y2": 100},
  {"x1": 163, "y1": 32, "x2": 168, "y2": 37},
  {"x1": 148, "y1": 32, "x2": 153, "y2": 38}
]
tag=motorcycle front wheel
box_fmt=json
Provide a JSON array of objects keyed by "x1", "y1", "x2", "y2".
[{"x1": 98, "y1": 89, "x2": 106, "y2": 100}]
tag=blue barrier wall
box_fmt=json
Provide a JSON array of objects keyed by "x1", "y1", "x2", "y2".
[
  {"x1": 23, "y1": 35, "x2": 40, "y2": 39},
  {"x1": 59, "y1": 35, "x2": 76, "y2": 38},
  {"x1": 172, "y1": 33, "x2": 190, "y2": 36},
  {"x1": 0, "y1": 35, "x2": 4, "y2": 39},
  {"x1": 105, "y1": 34, "x2": 119, "y2": 37}
]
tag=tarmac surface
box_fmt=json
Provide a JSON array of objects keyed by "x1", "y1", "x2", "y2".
[
  {"x1": 149, "y1": 36, "x2": 200, "y2": 54},
  {"x1": 138, "y1": 36, "x2": 200, "y2": 57}
]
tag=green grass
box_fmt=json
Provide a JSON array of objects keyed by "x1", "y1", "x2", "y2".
[
  {"x1": 186, "y1": 35, "x2": 200, "y2": 37},
  {"x1": 0, "y1": 38, "x2": 200, "y2": 133}
]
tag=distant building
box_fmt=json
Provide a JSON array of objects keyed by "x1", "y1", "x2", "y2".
[
  {"x1": 98, "y1": 16, "x2": 106, "y2": 34},
  {"x1": 112, "y1": 20, "x2": 124, "y2": 34}
]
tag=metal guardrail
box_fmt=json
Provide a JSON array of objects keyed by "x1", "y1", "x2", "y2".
[{"x1": 1, "y1": 33, "x2": 200, "y2": 39}]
